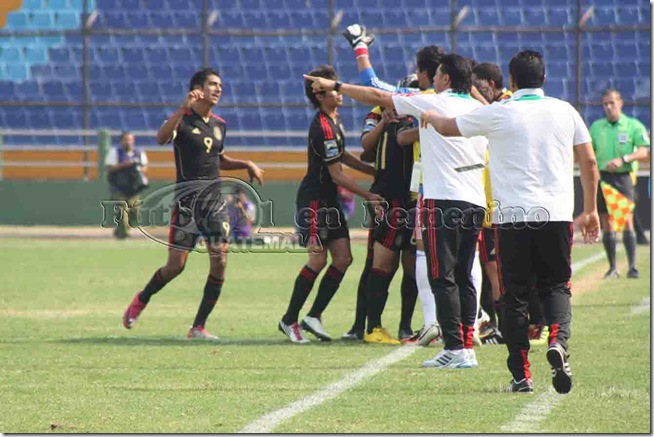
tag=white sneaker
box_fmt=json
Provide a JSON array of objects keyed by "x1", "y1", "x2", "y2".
[
  {"x1": 417, "y1": 323, "x2": 442, "y2": 347},
  {"x1": 463, "y1": 348, "x2": 478, "y2": 368},
  {"x1": 278, "y1": 320, "x2": 310, "y2": 344},
  {"x1": 300, "y1": 316, "x2": 332, "y2": 341},
  {"x1": 422, "y1": 348, "x2": 469, "y2": 368}
]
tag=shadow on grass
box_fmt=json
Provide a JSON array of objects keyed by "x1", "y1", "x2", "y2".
[{"x1": 53, "y1": 335, "x2": 379, "y2": 348}]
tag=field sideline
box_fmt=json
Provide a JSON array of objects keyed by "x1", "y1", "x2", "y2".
[{"x1": 0, "y1": 238, "x2": 650, "y2": 433}]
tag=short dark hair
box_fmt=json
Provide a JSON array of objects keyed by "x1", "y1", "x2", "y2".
[
  {"x1": 473, "y1": 62, "x2": 504, "y2": 90},
  {"x1": 305, "y1": 65, "x2": 338, "y2": 108},
  {"x1": 509, "y1": 50, "x2": 545, "y2": 89},
  {"x1": 189, "y1": 68, "x2": 220, "y2": 91},
  {"x1": 439, "y1": 53, "x2": 473, "y2": 94},
  {"x1": 416, "y1": 45, "x2": 447, "y2": 83}
]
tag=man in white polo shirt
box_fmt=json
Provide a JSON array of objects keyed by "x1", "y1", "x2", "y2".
[
  {"x1": 421, "y1": 50, "x2": 600, "y2": 394},
  {"x1": 305, "y1": 53, "x2": 488, "y2": 369}
]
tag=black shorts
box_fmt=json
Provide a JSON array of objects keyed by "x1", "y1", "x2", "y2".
[
  {"x1": 479, "y1": 227, "x2": 496, "y2": 264},
  {"x1": 295, "y1": 199, "x2": 350, "y2": 248},
  {"x1": 598, "y1": 172, "x2": 635, "y2": 214},
  {"x1": 368, "y1": 199, "x2": 416, "y2": 252},
  {"x1": 168, "y1": 188, "x2": 230, "y2": 250}
]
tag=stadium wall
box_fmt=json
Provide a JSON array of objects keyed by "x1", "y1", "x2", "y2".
[{"x1": 1, "y1": 178, "x2": 650, "y2": 229}]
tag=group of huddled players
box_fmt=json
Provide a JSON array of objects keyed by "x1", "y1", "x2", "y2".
[{"x1": 122, "y1": 23, "x2": 602, "y2": 394}]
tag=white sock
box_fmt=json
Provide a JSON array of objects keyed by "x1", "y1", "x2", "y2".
[
  {"x1": 471, "y1": 249, "x2": 482, "y2": 329},
  {"x1": 416, "y1": 250, "x2": 437, "y2": 327}
]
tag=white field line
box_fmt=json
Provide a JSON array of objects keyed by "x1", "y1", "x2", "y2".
[
  {"x1": 238, "y1": 345, "x2": 417, "y2": 433},
  {"x1": 242, "y1": 250, "x2": 609, "y2": 434},
  {"x1": 631, "y1": 297, "x2": 650, "y2": 315},
  {"x1": 499, "y1": 250, "x2": 620, "y2": 433}
]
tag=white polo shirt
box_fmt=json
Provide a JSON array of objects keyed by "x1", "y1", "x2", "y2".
[
  {"x1": 455, "y1": 88, "x2": 592, "y2": 224},
  {"x1": 392, "y1": 90, "x2": 487, "y2": 207}
]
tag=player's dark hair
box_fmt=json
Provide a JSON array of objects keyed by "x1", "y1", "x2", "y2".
[
  {"x1": 189, "y1": 68, "x2": 221, "y2": 91},
  {"x1": 439, "y1": 53, "x2": 473, "y2": 94},
  {"x1": 473, "y1": 62, "x2": 504, "y2": 89},
  {"x1": 416, "y1": 45, "x2": 446, "y2": 83},
  {"x1": 305, "y1": 65, "x2": 339, "y2": 108},
  {"x1": 509, "y1": 50, "x2": 545, "y2": 89}
]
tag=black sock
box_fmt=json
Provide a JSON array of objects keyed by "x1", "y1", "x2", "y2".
[
  {"x1": 282, "y1": 266, "x2": 319, "y2": 325},
  {"x1": 399, "y1": 273, "x2": 417, "y2": 332},
  {"x1": 139, "y1": 268, "x2": 170, "y2": 304},
  {"x1": 623, "y1": 230, "x2": 637, "y2": 269},
  {"x1": 366, "y1": 268, "x2": 394, "y2": 333},
  {"x1": 192, "y1": 274, "x2": 223, "y2": 328},
  {"x1": 602, "y1": 231, "x2": 617, "y2": 270},
  {"x1": 307, "y1": 265, "x2": 345, "y2": 319},
  {"x1": 352, "y1": 263, "x2": 371, "y2": 331}
]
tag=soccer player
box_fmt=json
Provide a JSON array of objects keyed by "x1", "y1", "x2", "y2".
[
  {"x1": 590, "y1": 88, "x2": 650, "y2": 279},
  {"x1": 421, "y1": 50, "x2": 600, "y2": 393},
  {"x1": 305, "y1": 53, "x2": 488, "y2": 369},
  {"x1": 122, "y1": 68, "x2": 264, "y2": 339},
  {"x1": 356, "y1": 101, "x2": 417, "y2": 345},
  {"x1": 278, "y1": 65, "x2": 381, "y2": 344}
]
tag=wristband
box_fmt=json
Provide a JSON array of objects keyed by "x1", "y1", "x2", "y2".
[
  {"x1": 622, "y1": 155, "x2": 630, "y2": 164},
  {"x1": 333, "y1": 81, "x2": 343, "y2": 92},
  {"x1": 354, "y1": 45, "x2": 369, "y2": 58}
]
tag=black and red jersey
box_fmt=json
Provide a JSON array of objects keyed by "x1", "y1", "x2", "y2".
[
  {"x1": 362, "y1": 107, "x2": 414, "y2": 202},
  {"x1": 297, "y1": 110, "x2": 346, "y2": 204},
  {"x1": 171, "y1": 108, "x2": 227, "y2": 182}
]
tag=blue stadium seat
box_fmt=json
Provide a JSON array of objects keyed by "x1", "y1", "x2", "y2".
[
  {"x1": 56, "y1": 11, "x2": 81, "y2": 29},
  {"x1": 547, "y1": 7, "x2": 574, "y2": 27},
  {"x1": 30, "y1": 11, "x2": 55, "y2": 29},
  {"x1": 500, "y1": 7, "x2": 523, "y2": 26},
  {"x1": 6, "y1": 11, "x2": 29, "y2": 29}
]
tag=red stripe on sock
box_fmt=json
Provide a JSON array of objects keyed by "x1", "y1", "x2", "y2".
[
  {"x1": 300, "y1": 266, "x2": 318, "y2": 282},
  {"x1": 521, "y1": 349, "x2": 531, "y2": 380},
  {"x1": 549, "y1": 323, "x2": 560, "y2": 345},
  {"x1": 326, "y1": 265, "x2": 344, "y2": 281},
  {"x1": 464, "y1": 325, "x2": 474, "y2": 349}
]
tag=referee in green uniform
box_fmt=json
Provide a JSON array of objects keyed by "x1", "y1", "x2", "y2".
[{"x1": 590, "y1": 89, "x2": 650, "y2": 279}]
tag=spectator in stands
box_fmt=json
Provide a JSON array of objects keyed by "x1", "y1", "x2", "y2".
[
  {"x1": 121, "y1": 68, "x2": 265, "y2": 340},
  {"x1": 420, "y1": 49, "x2": 600, "y2": 394},
  {"x1": 590, "y1": 88, "x2": 650, "y2": 279},
  {"x1": 337, "y1": 186, "x2": 356, "y2": 222},
  {"x1": 278, "y1": 65, "x2": 380, "y2": 344},
  {"x1": 228, "y1": 187, "x2": 256, "y2": 240},
  {"x1": 105, "y1": 131, "x2": 148, "y2": 239}
]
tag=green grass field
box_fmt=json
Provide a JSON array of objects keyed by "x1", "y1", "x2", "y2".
[{"x1": 0, "y1": 238, "x2": 650, "y2": 433}]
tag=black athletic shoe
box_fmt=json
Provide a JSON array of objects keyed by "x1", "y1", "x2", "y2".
[
  {"x1": 481, "y1": 327, "x2": 505, "y2": 345},
  {"x1": 547, "y1": 343, "x2": 573, "y2": 394},
  {"x1": 504, "y1": 378, "x2": 534, "y2": 393},
  {"x1": 627, "y1": 267, "x2": 640, "y2": 279},
  {"x1": 637, "y1": 235, "x2": 649, "y2": 246},
  {"x1": 398, "y1": 327, "x2": 414, "y2": 342},
  {"x1": 340, "y1": 328, "x2": 364, "y2": 341}
]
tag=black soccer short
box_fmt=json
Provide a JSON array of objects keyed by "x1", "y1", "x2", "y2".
[
  {"x1": 597, "y1": 171, "x2": 635, "y2": 214},
  {"x1": 295, "y1": 199, "x2": 350, "y2": 248},
  {"x1": 368, "y1": 199, "x2": 415, "y2": 252},
  {"x1": 168, "y1": 189, "x2": 230, "y2": 250},
  {"x1": 479, "y1": 227, "x2": 496, "y2": 264}
]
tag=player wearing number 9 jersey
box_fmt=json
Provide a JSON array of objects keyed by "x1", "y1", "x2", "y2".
[{"x1": 122, "y1": 68, "x2": 264, "y2": 340}]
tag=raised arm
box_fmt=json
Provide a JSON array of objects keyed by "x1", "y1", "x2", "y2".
[
  {"x1": 304, "y1": 75, "x2": 395, "y2": 109},
  {"x1": 420, "y1": 110, "x2": 461, "y2": 137},
  {"x1": 156, "y1": 89, "x2": 204, "y2": 145}
]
